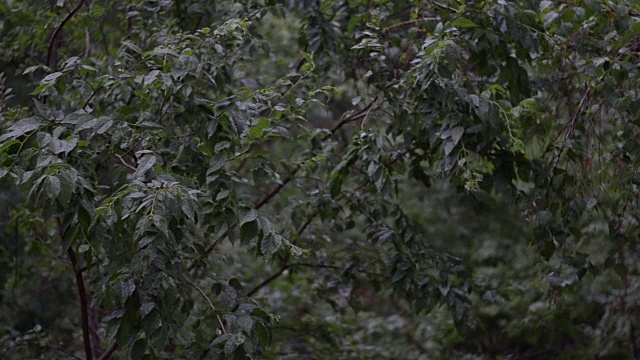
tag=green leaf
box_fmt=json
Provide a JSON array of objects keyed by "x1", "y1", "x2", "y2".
[
  {"x1": 40, "y1": 72, "x2": 63, "y2": 85},
  {"x1": 134, "y1": 155, "x2": 157, "y2": 177},
  {"x1": 136, "y1": 236, "x2": 154, "y2": 252},
  {"x1": 95, "y1": 117, "x2": 114, "y2": 134},
  {"x1": 57, "y1": 169, "x2": 77, "y2": 204},
  {"x1": 140, "y1": 302, "x2": 155, "y2": 317},
  {"x1": 257, "y1": 117, "x2": 270, "y2": 129},
  {"x1": 224, "y1": 333, "x2": 246, "y2": 355},
  {"x1": 450, "y1": 126, "x2": 464, "y2": 146},
  {"x1": 261, "y1": 233, "x2": 282, "y2": 260},
  {"x1": 444, "y1": 140, "x2": 456, "y2": 156},
  {"x1": 46, "y1": 176, "x2": 61, "y2": 199},
  {"x1": 347, "y1": 14, "x2": 361, "y2": 34},
  {"x1": 249, "y1": 127, "x2": 263, "y2": 138},
  {"x1": 181, "y1": 198, "x2": 195, "y2": 219},
  {"x1": 0, "y1": 139, "x2": 20, "y2": 154},
  {"x1": 216, "y1": 189, "x2": 230, "y2": 201},
  {"x1": 240, "y1": 220, "x2": 259, "y2": 243},
  {"x1": 450, "y1": 18, "x2": 478, "y2": 28},
  {"x1": 240, "y1": 209, "x2": 257, "y2": 226},
  {"x1": 75, "y1": 117, "x2": 100, "y2": 132},
  {"x1": 0, "y1": 117, "x2": 45, "y2": 142},
  {"x1": 122, "y1": 40, "x2": 143, "y2": 55},
  {"x1": 120, "y1": 279, "x2": 136, "y2": 302},
  {"x1": 152, "y1": 214, "x2": 169, "y2": 238},
  {"x1": 50, "y1": 138, "x2": 78, "y2": 156},
  {"x1": 236, "y1": 315, "x2": 254, "y2": 333},
  {"x1": 130, "y1": 338, "x2": 147, "y2": 358},
  {"x1": 544, "y1": 11, "x2": 559, "y2": 28}
]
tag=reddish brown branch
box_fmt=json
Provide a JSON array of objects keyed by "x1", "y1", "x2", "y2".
[
  {"x1": 252, "y1": 170, "x2": 298, "y2": 210},
  {"x1": 47, "y1": 0, "x2": 86, "y2": 68},
  {"x1": 57, "y1": 218, "x2": 93, "y2": 360},
  {"x1": 296, "y1": 210, "x2": 318, "y2": 236},
  {"x1": 246, "y1": 263, "x2": 290, "y2": 298},
  {"x1": 325, "y1": 102, "x2": 374, "y2": 140}
]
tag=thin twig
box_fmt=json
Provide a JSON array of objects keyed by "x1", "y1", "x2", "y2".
[
  {"x1": 96, "y1": 343, "x2": 118, "y2": 360},
  {"x1": 360, "y1": 101, "x2": 376, "y2": 129},
  {"x1": 292, "y1": 263, "x2": 385, "y2": 278},
  {"x1": 383, "y1": 17, "x2": 439, "y2": 32},
  {"x1": 84, "y1": 28, "x2": 91, "y2": 58},
  {"x1": 82, "y1": 84, "x2": 103, "y2": 110},
  {"x1": 45, "y1": 345, "x2": 84, "y2": 360},
  {"x1": 252, "y1": 171, "x2": 298, "y2": 209},
  {"x1": 296, "y1": 210, "x2": 319, "y2": 237},
  {"x1": 47, "y1": 0, "x2": 86, "y2": 68},
  {"x1": 432, "y1": 1, "x2": 458, "y2": 12},
  {"x1": 324, "y1": 101, "x2": 375, "y2": 140},
  {"x1": 115, "y1": 153, "x2": 136, "y2": 171},
  {"x1": 564, "y1": 88, "x2": 590, "y2": 140},
  {"x1": 187, "y1": 278, "x2": 227, "y2": 333}
]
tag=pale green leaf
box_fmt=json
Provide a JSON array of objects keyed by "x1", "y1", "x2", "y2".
[
  {"x1": 450, "y1": 18, "x2": 478, "y2": 28},
  {"x1": 46, "y1": 176, "x2": 61, "y2": 199},
  {"x1": 134, "y1": 155, "x2": 157, "y2": 177},
  {"x1": 261, "y1": 233, "x2": 282, "y2": 260},
  {"x1": 0, "y1": 117, "x2": 45, "y2": 142}
]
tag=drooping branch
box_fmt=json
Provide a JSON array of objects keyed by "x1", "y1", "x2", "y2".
[
  {"x1": 254, "y1": 101, "x2": 374, "y2": 211},
  {"x1": 243, "y1": 182, "x2": 370, "y2": 298},
  {"x1": 198, "y1": 179, "x2": 367, "y2": 360},
  {"x1": 191, "y1": 102, "x2": 376, "y2": 268},
  {"x1": 47, "y1": 0, "x2": 86, "y2": 68}
]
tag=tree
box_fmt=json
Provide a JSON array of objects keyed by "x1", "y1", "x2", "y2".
[{"x1": 1, "y1": 0, "x2": 640, "y2": 358}]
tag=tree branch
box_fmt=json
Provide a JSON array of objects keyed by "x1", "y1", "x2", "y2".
[
  {"x1": 253, "y1": 102, "x2": 374, "y2": 209},
  {"x1": 252, "y1": 171, "x2": 298, "y2": 210},
  {"x1": 324, "y1": 102, "x2": 374, "y2": 140},
  {"x1": 47, "y1": 0, "x2": 86, "y2": 68},
  {"x1": 57, "y1": 218, "x2": 93, "y2": 360},
  {"x1": 292, "y1": 262, "x2": 385, "y2": 278},
  {"x1": 246, "y1": 263, "x2": 290, "y2": 298},
  {"x1": 191, "y1": 102, "x2": 376, "y2": 268}
]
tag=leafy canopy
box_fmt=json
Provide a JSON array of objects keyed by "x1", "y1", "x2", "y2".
[{"x1": 1, "y1": 0, "x2": 640, "y2": 359}]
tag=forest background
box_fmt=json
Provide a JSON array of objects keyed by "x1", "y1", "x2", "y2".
[{"x1": 2, "y1": 0, "x2": 640, "y2": 359}]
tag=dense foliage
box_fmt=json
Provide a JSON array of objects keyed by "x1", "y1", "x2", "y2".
[{"x1": 2, "y1": 0, "x2": 640, "y2": 358}]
